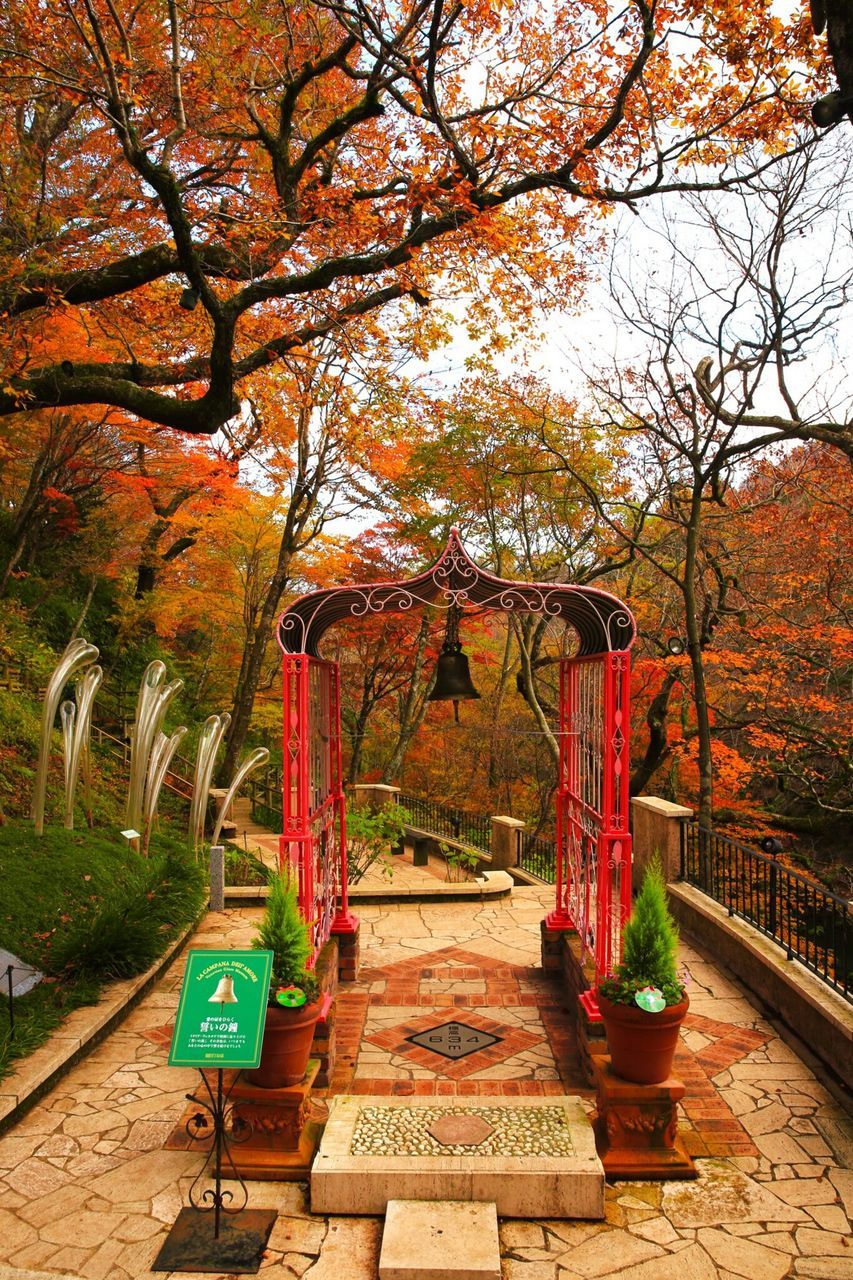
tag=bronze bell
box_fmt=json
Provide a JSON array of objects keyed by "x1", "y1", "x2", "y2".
[
  {"x1": 429, "y1": 650, "x2": 481, "y2": 701},
  {"x1": 428, "y1": 605, "x2": 480, "y2": 721}
]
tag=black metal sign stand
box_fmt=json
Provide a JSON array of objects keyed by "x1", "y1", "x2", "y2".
[{"x1": 152, "y1": 1069, "x2": 276, "y2": 1274}]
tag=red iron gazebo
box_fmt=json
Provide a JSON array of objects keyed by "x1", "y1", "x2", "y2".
[{"x1": 276, "y1": 529, "x2": 636, "y2": 984}]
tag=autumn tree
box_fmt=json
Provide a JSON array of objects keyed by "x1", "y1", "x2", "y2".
[
  {"x1": 0, "y1": 0, "x2": 822, "y2": 440},
  {"x1": 314, "y1": 528, "x2": 439, "y2": 782},
  {"x1": 535, "y1": 141, "x2": 853, "y2": 827},
  {"x1": 394, "y1": 378, "x2": 631, "y2": 787},
  {"x1": 709, "y1": 444, "x2": 852, "y2": 831},
  {"x1": 131, "y1": 423, "x2": 259, "y2": 600},
  {"x1": 215, "y1": 341, "x2": 425, "y2": 781},
  {"x1": 0, "y1": 410, "x2": 133, "y2": 600}
]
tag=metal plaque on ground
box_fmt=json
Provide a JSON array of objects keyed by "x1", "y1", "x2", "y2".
[{"x1": 406, "y1": 1020, "x2": 501, "y2": 1060}]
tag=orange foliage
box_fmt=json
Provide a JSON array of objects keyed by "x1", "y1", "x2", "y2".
[{"x1": 0, "y1": 0, "x2": 820, "y2": 434}]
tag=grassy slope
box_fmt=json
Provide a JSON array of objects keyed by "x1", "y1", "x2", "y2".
[{"x1": 0, "y1": 821, "x2": 205, "y2": 1081}]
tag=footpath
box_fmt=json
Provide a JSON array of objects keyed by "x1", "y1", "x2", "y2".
[{"x1": 0, "y1": 878, "x2": 850, "y2": 1278}]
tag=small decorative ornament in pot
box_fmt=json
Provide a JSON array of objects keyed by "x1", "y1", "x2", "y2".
[
  {"x1": 275, "y1": 985, "x2": 307, "y2": 1008},
  {"x1": 634, "y1": 985, "x2": 666, "y2": 1013}
]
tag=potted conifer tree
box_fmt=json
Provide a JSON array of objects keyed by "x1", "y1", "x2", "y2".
[
  {"x1": 596, "y1": 855, "x2": 688, "y2": 1085},
  {"x1": 245, "y1": 867, "x2": 322, "y2": 1088}
]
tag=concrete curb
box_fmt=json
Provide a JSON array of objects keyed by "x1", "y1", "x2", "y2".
[
  {"x1": 224, "y1": 869, "x2": 515, "y2": 906},
  {"x1": 0, "y1": 920, "x2": 195, "y2": 1137}
]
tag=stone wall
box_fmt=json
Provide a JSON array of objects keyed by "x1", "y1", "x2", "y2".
[
  {"x1": 540, "y1": 922, "x2": 606, "y2": 1086},
  {"x1": 628, "y1": 795, "x2": 853, "y2": 1096}
]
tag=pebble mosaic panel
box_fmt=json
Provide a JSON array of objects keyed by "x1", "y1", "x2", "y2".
[{"x1": 349, "y1": 1103, "x2": 578, "y2": 1157}]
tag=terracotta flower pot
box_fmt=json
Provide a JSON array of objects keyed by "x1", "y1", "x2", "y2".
[
  {"x1": 245, "y1": 998, "x2": 322, "y2": 1089},
  {"x1": 598, "y1": 992, "x2": 689, "y2": 1085}
]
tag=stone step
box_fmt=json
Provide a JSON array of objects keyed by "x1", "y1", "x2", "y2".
[
  {"x1": 379, "y1": 1200, "x2": 501, "y2": 1280},
  {"x1": 310, "y1": 1095, "x2": 605, "y2": 1219}
]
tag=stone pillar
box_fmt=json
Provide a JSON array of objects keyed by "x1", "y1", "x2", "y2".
[
  {"x1": 350, "y1": 783, "x2": 401, "y2": 813},
  {"x1": 209, "y1": 845, "x2": 225, "y2": 911},
  {"x1": 337, "y1": 925, "x2": 360, "y2": 983},
  {"x1": 540, "y1": 920, "x2": 564, "y2": 974},
  {"x1": 490, "y1": 815, "x2": 524, "y2": 871},
  {"x1": 630, "y1": 796, "x2": 693, "y2": 890}
]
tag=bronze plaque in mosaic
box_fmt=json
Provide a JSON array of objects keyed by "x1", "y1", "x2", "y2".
[{"x1": 426, "y1": 1113, "x2": 495, "y2": 1146}]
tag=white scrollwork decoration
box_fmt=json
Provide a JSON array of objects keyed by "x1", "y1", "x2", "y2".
[{"x1": 277, "y1": 528, "x2": 635, "y2": 659}]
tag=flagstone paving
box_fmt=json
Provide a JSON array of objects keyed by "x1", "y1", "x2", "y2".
[{"x1": 0, "y1": 887, "x2": 850, "y2": 1279}]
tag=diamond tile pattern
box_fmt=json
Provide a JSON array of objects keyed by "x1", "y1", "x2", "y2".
[
  {"x1": 365, "y1": 1006, "x2": 543, "y2": 1080},
  {"x1": 426, "y1": 1113, "x2": 495, "y2": 1146},
  {"x1": 407, "y1": 1020, "x2": 501, "y2": 1060}
]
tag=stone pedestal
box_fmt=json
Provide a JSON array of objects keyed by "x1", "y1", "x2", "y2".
[
  {"x1": 351, "y1": 783, "x2": 401, "y2": 812},
  {"x1": 539, "y1": 920, "x2": 565, "y2": 974},
  {"x1": 592, "y1": 1057, "x2": 696, "y2": 1180},
  {"x1": 228, "y1": 1059, "x2": 323, "y2": 1180},
  {"x1": 630, "y1": 796, "x2": 693, "y2": 889}
]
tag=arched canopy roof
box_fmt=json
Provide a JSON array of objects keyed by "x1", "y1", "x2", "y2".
[{"x1": 278, "y1": 529, "x2": 636, "y2": 658}]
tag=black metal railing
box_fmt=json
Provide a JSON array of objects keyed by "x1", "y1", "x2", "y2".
[
  {"x1": 517, "y1": 830, "x2": 557, "y2": 883},
  {"x1": 247, "y1": 768, "x2": 283, "y2": 831},
  {"x1": 681, "y1": 822, "x2": 852, "y2": 1004},
  {"x1": 397, "y1": 792, "x2": 492, "y2": 853},
  {"x1": 89, "y1": 724, "x2": 194, "y2": 800}
]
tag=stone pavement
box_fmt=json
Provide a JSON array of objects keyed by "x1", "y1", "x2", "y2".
[{"x1": 0, "y1": 889, "x2": 851, "y2": 1279}]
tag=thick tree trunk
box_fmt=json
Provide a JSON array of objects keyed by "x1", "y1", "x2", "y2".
[
  {"x1": 487, "y1": 625, "x2": 514, "y2": 791},
  {"x1": 683, "y1": 491, "x2": 714, "y2": 830},
  {"x1": 219, "y1": 560, "x2": 291, "y2": 785},
  {"x1": 516, "y1": 617, "x2": 559, "y2": 766},
  {"x1": 629, "y1": 670, "x2": 679, "y2": 795},
  {"x1": 346, "y1": 704, "x2": 371, "y2": 784},
  {"x1": 0, "y1": 453, "x2": 49, "y2": 596}
]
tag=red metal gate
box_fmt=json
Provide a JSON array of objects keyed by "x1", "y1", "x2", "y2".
[
  {"x1": 277, "y1": 528, "x2": 634, "y2": 977},
  {"x1": 281, "y1": 654, "x2": 355, "y2": 964},
  {"x1": 547, "y1": 651, "x2": 632, "y2": 984}
]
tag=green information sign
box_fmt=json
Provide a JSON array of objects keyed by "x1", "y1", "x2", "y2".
[{"x1": 168, "y1": 949, "x2": 273, "y2": 1069}]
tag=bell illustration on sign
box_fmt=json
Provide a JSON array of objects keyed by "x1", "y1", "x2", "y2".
[{"x1": 208, "y1": 974, "x2": 238, "y2": 1005}]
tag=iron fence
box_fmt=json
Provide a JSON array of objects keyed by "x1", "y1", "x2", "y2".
[
  {"x1": 516, "y1": 831, "x2": 557, "y2": 883},
  {"x1": 90, "y1": 724, "x2": 193, "y2": 800},
  {"x1": 396, "y1": 792, "x2": 492, "y2": 853},
  {"x1": 247, "y1": 768, "x2": 283, "y2": 831},
  {"x1": 681, "y1": 822, "x2": 852, "y2": 1004}
]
